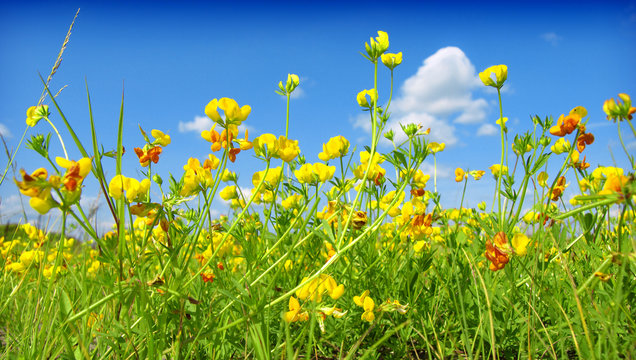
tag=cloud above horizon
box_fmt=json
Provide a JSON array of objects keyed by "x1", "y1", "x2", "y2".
[
  {"x1": 541, "y1": 32, "x2": 562, "y2": 46},
  {"x1": 0, "y1": 123, "x2": 11, "y2": 138},
  {"x1": 354, "y1": 46, "x2": 490, "y2": 146},
  {"x1": 178, "y1": 116, "x2": 253, "y2": 136}
]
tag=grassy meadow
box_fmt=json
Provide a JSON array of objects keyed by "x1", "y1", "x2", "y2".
[{"x1": 1, "y1": 22, "x2": 635, "y2": 359}]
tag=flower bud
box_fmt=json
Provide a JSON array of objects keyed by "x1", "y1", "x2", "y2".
[
  {"x1": 152, "y1": 174, "x2": 163, "y2": 185},
  {"x1": 383, "y1": 129, "x2": 395, "y2": 141},
  {"x1": 285, "y1": 74, "x2": 300, "y2": 93}
]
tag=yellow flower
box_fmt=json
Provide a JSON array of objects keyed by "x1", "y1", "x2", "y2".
[
  {"x1": 454, "y1": 168, "x2": 466, "y2": 182},
  {"x1": 330, "y1": 284, "x2": 345, "y2": 300},
  {"x1": 381, "y1": 52, "x2": 402, "y2": 70},
  {"x1": 281, "y1": 194, "x2": 303, "y2": 209},
  {"x1": 221, "y1": 169, "x2": 236, "y2": 182},
  {"x1": 6, "y1": 262, "x2": 26, "y2": 273},
  {"x1": 538, "y1": 171, "x2": 549, "y2": 187},
  {"x1": 579, "y1": 178, "x2": 590, "y2": 192},
  {"x1": 108, "y1": 175, "x2": 150, "y2": 202},
  {"x1": 427, "y1": 142, "x2": 446, "y2": 153},
  {"x1": 523, "y1": 211, "x2": 538, "y2": 224},
  {"x1": 496, "y1": 117, "x2": 508, "y2": 126},
  {"x1": 252, "y1": 167, "x2": 283, "y2": 188},
  {"x1": 295, "y1": 163, "x2": 314, "y2": 184},
  {"x1": 15, "y1": 168, "x2": 51, "y2": 197},
  {"x1": 220, "y1": 185, "x2": 238, "y2": 201},
  {"x1": 479, "y1": 65, "x2": 508, "y2": 89},
  {"x1": 278, "y1": 73, "x2": 300, "y2": 94},
  {"x1": 354, "y1": 290, "x2": 376, "y2": 322},
  {"x1": 205, "y1": 97, "x2": 251, "y2": 126},
  {"x1": 252, "y1": 133, "x2": 277, "y2": 159},
  {"x1": 25, "y1": 105, "x2": 49, "y2": 127},
  {"x1": 353, "y1": 290, "x2": 370, "y2": 307},
  {"x1": 469, "y1": 170, "x2": 485, "y2": 180},
  {"x1": 273, "y1": 136, "x2": 300, "y2": 163},
  {"x1": 356, "y1": 89, "x2": 378, "y2": 108},
  {"x1": 405, "y1": 169, "x2": 429, "y2": 188},
  {"x1": 599, "y1": 172, "x2": 630, "y2": 201},
  {"x1": 29, "y1": 191, "x2": 58, "y2": 215},
  {"x1": 318, "y1": 135, "x2": 350, "y2": 161},
  {"x1": 284, "y1": 296, "x2": 309, "y2": 322},
  {"x1": 551, "y1": 138, "x2": 571, "y2": 154},
  {"x1": 313, "y1": 163, "x2": 335, "y2": 183},
  {"x1": 511, "y1": 233, "x2": 531, "y2": 256},
  {"x1": 151, "y1": 129, "x2": 171, "y2": 146},
  {"x1": 603, "y1": 93, "x2": 635, "y2": 122},
  {"x1": 295, "y1": 275, "x2": 344, "y2": 303},
  {"x1": 56, "y1": 157, "x2": 92, "y2": 195},
  {"x1": 364, "y1": 30, "x2": 389, "y2": 60},
  {"x1": 353, "y1": 151, "x2": 385, "y2": 182},
  {"x1": 489, "y1": 164, "x2": 508, "y2": 178}
]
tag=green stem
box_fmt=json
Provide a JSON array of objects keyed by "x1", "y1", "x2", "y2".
[
  {"x1": 433, "y1": 154, "x2": 437, "y2": 193},
  {"x1": 286, "y1": 93, "x2": 291, "y2": 138},
  {"x1": 616, "y1": 121, "x2": 635, "y2": 170},
  {"x1": 496, "y1": 88, "x2": 505, "y2": 228},
  {"x1": 44, "y1": 117, "x2": 68, "y2": 159},
  {"x1": 0, "y1": 125, "x2": 29, "y2": 186}
]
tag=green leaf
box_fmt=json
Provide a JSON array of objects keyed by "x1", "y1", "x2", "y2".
[
  {"x1": 59, "y1": 289, "x2": 73, "y2": 319},
  {"x1": 530, "y1": 153, "x2": 550, "y2": 175}
]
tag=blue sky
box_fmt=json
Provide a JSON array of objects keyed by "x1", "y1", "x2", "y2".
[{"x1": 1, "y1": 1, "x2": 635, "y2": 232}]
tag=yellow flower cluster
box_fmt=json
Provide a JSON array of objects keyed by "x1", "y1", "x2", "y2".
[
  {"x1": 108, "y1": 175, "x2": 150, "y2": 203},
  {"x1": 295, "y1": 163, "x2": 336, "y2": 184},
  {"x1": 253, "y1": 134, "x2": 300, "y2": 163},
  {"x1": 205, "y1": 98, "x2": 251, "y2": 127},
  {"x1": 296, "y1": 274, "x2": 345, "y2": 302},
  {"x1": 318, "y1": 136, "x2": 350, "y2": 162}
]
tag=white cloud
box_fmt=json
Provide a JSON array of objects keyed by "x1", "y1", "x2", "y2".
[
  {"x1": 0, "y1": 123, "x2": 11, "y2": 138},
  {"x1": 178, "y1": 116, "x2": 255, "y2": 137},
  {"x1": 541, "y1": 32, "x2": 562, "y2": 46},
  {"x1": 365, "y1": 47, "x2": 489, "y2": 146},
  {"x1": 179, "y1": 116, "x2": 213, "y2": 133},
  {"x1": 419, "y1": 161, "x2": 451, "y2": 179},
  {"x1": 0, "y1": 194, "x2": 24, "y2": 219},
  {"x1": 290, "y1": 87, "x2": 305, "y2": 99},
  {"x1": 477, "y1": 123, "x2": 498, "y2": 136},
  {"x1": 393, "y1": 47, "x2": 484, "y2": 117}
]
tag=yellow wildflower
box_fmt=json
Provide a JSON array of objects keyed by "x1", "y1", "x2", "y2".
[
  {"x1": 381, "y1": 52, "x2": 402, "y2": 70},
  {"x1": 25, "y1": 105, "x2": 49, "y2": 127},
  {"x1": 205, "y1": 97, "x2": 251, "y2": 127},
  {"x1": 489, "y1": 164, "x2": 508, "y2": 178},
  {"x1": 357, "y1": 89, "x2": 378, "y2": 108},
  {"x1": 479, "y1": 65, "x2": 508, "y2": 89},
  {"x1": 318, "y1": 135, "x2": 350, "y2": 162},
  {"x1": 151, "y1": 129, "x2": 171, "y2": 146},
  {"x1": 511, "y1": 233, "x2": 531, "y2": 256}
]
